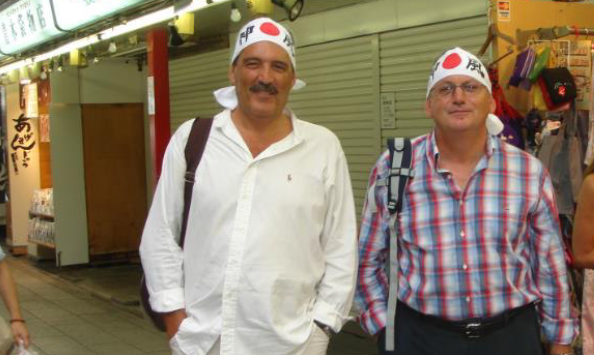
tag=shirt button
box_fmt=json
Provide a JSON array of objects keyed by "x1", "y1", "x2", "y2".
[
  {"x1": 463, "y1": 264, "x2": 468, "y2": 270},
  {"x1": 466, "y1": 297, "x2": 471, "y2": 303},
  {"x1": 460, "y1": 231, "x2": 465, "y2": 238}
]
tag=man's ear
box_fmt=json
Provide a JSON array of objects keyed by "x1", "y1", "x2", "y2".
[
  {"x1": 425, "y1": 98, "x2": 432, "y2": 118},
  {"x1": 489, "y1": 96, "x2": 496, "y2": 113}
]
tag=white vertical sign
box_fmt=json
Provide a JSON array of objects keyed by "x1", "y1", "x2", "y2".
[
  {"x1": 147, "y1": 76, "x2": 155, "y2": 115},
  {"x1": 25, "y1": 82, "x2": 39, "y2": 118},
  {"x1": 381, "y1": 92, "x2": 396, "y2": 129}
]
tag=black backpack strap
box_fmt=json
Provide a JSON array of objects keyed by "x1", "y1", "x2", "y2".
[
  {"x1": 386, "y1": 137, "x2": 414, "y2": 215},
  {"x1": 179, "y1": 117, "x2": 213, "y2": 248},
  {"x1": 140, "y1": 116, "x2": 213, "y2": 332}
]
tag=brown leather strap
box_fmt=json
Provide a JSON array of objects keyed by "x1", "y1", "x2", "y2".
[{"x1": 180, "y1": 117, "x2": 213, "y2": 248}]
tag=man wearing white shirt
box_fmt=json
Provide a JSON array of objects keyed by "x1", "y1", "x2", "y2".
[{"x1": 139, "y1": 17, "x2": 358, "y2": 355}]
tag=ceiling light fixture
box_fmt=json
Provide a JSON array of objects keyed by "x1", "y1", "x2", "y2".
[
  {"x1": 108, "y1": 41, "x2": 118, "y2": 54},
  {"x1": 230, "y1": 2, "x2": 242, "y2": 22},
  {"x1": 40, "y1": 67, "x2": 48, "y2": 80},
  {"x1": 271, "y1": 0, "x2": 304, "y2": 21},
  {"x1": 168, "y1": 24, "x2": 186, "y2": 47}
]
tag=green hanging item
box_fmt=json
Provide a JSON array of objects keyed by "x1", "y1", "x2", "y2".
[{"x1": 528, "y1": 46, "x2": 551, "y2": 82}]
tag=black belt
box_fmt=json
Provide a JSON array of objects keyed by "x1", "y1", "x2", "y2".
[{"x1": 399, "y1": 301, "x2": 536, "y2": 339}]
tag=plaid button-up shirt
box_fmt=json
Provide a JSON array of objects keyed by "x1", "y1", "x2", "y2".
[{"x1": 355, "y1": 132, "x2": 577, "y2": 345}]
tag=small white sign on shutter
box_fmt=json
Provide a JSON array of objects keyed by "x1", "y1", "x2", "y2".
[{"x1": 380, "y1": 92, "x2": 396, "y2": 129}]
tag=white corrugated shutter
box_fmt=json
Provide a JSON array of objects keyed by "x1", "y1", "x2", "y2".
[
  {"x1": 379, "y1": 16, "x2": 488, "y2": 140},
  {"x1": 169, "y1": 48, "x2": 230, "y2": 132},
  {"x1": 288, "y1": 35, "x2": 380, "y2": 213}
]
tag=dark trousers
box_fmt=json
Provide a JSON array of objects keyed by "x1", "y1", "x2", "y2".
[{"x1": 378, "y1": 301, "x2": 544, "y2": 355}]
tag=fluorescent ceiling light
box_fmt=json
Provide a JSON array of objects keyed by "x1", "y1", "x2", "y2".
[{"x1": 0, "y1": 0, "x2": 227, "y2": 75}]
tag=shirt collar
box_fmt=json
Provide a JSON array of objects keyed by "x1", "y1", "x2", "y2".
[
  {"x1": 425, "y1": 130, "x2": 498, "y2": 170},
  {"x1": 213, "y1": 109, "x2": 305, "y2": 156},
  {"x1": 214, "y1": 108, "x2": 303, "y2": 138}
]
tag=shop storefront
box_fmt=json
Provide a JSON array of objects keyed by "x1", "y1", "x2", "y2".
[
  {"x1": 0, "y1": 0, "x2": 159, "y2": 265},
  {"x1": 486, "y1": 1, "x2": 594, "y2": 352},
  {"x1": 1, "y1": 58, "x2": 149, "y2": 265}
]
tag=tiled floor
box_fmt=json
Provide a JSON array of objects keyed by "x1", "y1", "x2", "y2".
[
  {"x1": 4, "y1": 256, "x2": 378, "y2": 355},
  {"x1": 4, "y1": 256, "x2": 170, "y2": 355}
]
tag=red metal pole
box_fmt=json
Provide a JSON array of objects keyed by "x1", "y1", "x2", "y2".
[{"x1": 146, "y1": 28, "x2": 171, "y2": 184}]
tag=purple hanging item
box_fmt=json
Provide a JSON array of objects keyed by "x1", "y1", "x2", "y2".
[
  {"x1": 498, "y1": 116, "x2": 525, "y2": 149},
  {"x1": 509, "y1": 48, "x2": 536, "y2": 91}
]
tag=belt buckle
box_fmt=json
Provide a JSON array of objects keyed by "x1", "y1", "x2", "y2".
[{"x1": 464, "y1": 322, "x2": 483, "y2": 339}]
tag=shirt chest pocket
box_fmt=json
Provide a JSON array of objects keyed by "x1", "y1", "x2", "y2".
[
  {"x1": 479, "y1": 197, "x2": 532, "y2": 249},
  {"x1": 262, "y1": 171, "x2": 326, "y2": 214},
  {"x1": 398, "y1": 200, "x2": 459, "y2": 253}
]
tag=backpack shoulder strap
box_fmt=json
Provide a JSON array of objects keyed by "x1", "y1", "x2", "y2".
[
  {"x1": 386, "y1": 137, "x2": 414, "y2": 215},
  {"x1": 384, "y1": 136, "x2": 414, "y2": 352},
  {"x1": 180, "y1": 117, "x2": 214, "y2": 248}
]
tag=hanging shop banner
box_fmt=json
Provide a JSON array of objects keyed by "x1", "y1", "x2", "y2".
[
  {"x1": 0, "y1": 0, "x2": 63, "y2": 55},
  {"x1": 39, "y1": 114, "x2": 49, "y2": 142},
  {"x1": 51, "y1": 0, "x2": 145, "y2": 31},
  {"x1": 10, "y1": 113, "x2": 36, "y2": 174},
  {"x1": 25, "y1": 82, "x2": 39, "y2": 118}
]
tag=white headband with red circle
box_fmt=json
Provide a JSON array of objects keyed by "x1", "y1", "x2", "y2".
[
  {"x1": 427, "y1": 48, "x2": 503, "y2": 135},
  {"x1": 214, "y1": 18, "x2": 305, "y2": 109},
  {"x1": 427, "y1": 47, "x2": 492, "y2": 98}
]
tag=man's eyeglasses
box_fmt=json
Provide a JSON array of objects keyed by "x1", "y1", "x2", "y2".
[{"x1": 432, "y1": 83, "x2": 484, "y2": 97}]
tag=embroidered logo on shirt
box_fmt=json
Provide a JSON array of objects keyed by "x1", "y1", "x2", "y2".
[{"x1": 287, "y1": 174, "x2": 292, "y2": 182}]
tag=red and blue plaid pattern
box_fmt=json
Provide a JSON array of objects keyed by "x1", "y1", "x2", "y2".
[{"x1": 356, "y1": 132, "x2": 577, "y2": 345}]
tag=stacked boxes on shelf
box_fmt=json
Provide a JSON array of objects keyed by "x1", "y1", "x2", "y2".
[{"x1": 28, "y1": 188, "x2": 55, "y2": 247}]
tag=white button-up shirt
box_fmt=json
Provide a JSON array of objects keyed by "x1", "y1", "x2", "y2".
[{"x1": 140, "y1": 109, "x2": 358, "y2": 355}]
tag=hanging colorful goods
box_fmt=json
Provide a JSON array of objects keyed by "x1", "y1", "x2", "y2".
[
  {"x1": 508, "y1": 47, "x2": 536, "y2": 90},
  {"x1": 528, "y1": 46, "x2": 551, "y2": 82},
  {"x1": 537, "y1": 67, "x2": 577, "y2": 110},
  {"x1": 489, "y1": 67, "x2": 525, "y2": 149},
  {"x1": 524, "y1": 108, "x2": 543, "y2": 149}
]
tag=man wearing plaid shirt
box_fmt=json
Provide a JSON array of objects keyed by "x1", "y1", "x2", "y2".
[{"x1": 356, "y1": 47, "x2": 577, "y2": 355}]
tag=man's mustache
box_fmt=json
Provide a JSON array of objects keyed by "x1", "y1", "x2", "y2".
[{"x1": 249, "y1": 82, "x2": 279, "y2": 95}]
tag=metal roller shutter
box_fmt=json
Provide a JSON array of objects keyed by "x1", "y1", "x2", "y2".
[
  {"x1": 169, "y1": 48, "x2": 230, "y2": 132},
  {"x1": 379, "y1": 16, "x2": 488, "y2": 141},
  {"x1": 288, "y1": 35, "x2": 380, "y2": 213}
]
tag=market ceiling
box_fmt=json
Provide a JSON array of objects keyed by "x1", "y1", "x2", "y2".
[{"x1": 0, "y1": 0, "x2": 230, "y2": 74}]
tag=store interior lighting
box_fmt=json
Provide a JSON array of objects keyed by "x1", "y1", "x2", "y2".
[
  {"x1": 57, "y1": 57, "x2": 64, "y2": 72},
  {"x1": 168, "y1": 24, "x2": 186, "y2": 47},
  {"x1": 108, "y1": 41, "x2": 118, "y2": 54},
  {"x1": 40, "y1": 67, "x2": 48, "y2": 80},
  {"x1": 0, "y1": 0, "x2": 228, "y2": 75},
  {"x1": 230, "y1": 2, "x2": 242, "y2": 22},
  {"x1": 271, "y1": 0, "x2": 304, "y2": 21}
]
